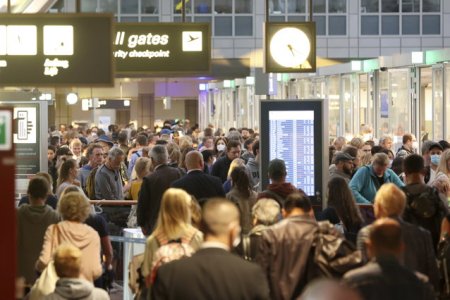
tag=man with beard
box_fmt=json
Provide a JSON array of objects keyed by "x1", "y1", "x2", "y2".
[{"x1": 329, "y1": 152, "x2": 354, "y2": 184}]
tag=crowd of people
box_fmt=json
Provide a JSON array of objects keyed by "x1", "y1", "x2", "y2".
[{"x1": 15, "y1": 121, "x2": 450, "y2": 299}]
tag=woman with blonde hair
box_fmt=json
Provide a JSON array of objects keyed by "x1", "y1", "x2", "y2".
[
  {"x1": 141, "y1": 188, "x2": 203, "y2": 286},
  {"x1": 36, "y1": 191, "x2": 102, "y2": 282},
  {"x1": 431, "y1": 149, "x2": 450, "y2": 196},
  {"x1": 55, "y1": 159, "x2": 80, "y2": 199},
  {"x1": 223, "y1": 158, "x2": 246, "y2": 193}
]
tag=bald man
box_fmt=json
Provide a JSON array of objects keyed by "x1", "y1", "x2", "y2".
[
  {"x1": 171, "y1": 150, "x2": 225, "y2": 204},
  {"x1": 152, "y1": 199, "x2": 270, "y2": 300}
]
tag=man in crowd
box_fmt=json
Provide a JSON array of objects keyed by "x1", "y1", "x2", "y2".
[
  {"x1": 241, "y1": 138, "x2": 255, "y2": 163},
  {"x1": 95, "y1": 147, "x2": 125, "y2": 200},
  {"x1": 333, "y1": 136, "x2": 346, "y2": 151},
  {"x1": 137, "y1": 145, "x2": 183, "y2": 235},
  {"x1": 396, "y1": 133, "x2": 414, "y2": 158},
  {"x1": 246, "y1": 140, "x2": 260, "y2": 190},
  {"x1": 356, "y1": 182, "x2": 439, "y2": 290},
  {"x1": 426, "y1": 142, "x2": 443, "y2": 185},
  {"x1": 379, "y1": 136, "x2": 393, "y2": 151},
  {"x1": 171, "y1": 150, "x2": 225, "y2": 204},
  {"x1": 78, "y1": 143, "x2": 103, "y2": 193},
  {"x1": 329, "y1": 152, "x2": 354, "y2": 183},
  {"x1": 127, "y1": 134, "x2": 148, "y2": 178},
  {"x1": 152, "y1": 198, "x2": 270, "y2": 299},
  {"x1": 211, "y1": 140, "x2": 241, "y2": 183},
  {"x1": 344, "y1": 218, "x2": 434, "y2": 300}
]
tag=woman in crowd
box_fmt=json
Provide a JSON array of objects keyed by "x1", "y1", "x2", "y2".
[
  {"x1": 55, "y1": 158, "x2": 80, "y2": 199},
  {"x1": 69, "y1": 138, "x2": 83, "y2": 164},
  {"x1": 226, "y1": 166, "x2": 257, "y2": 234},
  {"x1": 214, "y1": 137, "x2": 228, "y2": 158},
  {"x1": 36, "y1": 191, "x2": 102, "y2": 282},
  {"x1": 319, "y1": 177, "x2": 364, "y2": 244},
  {"x1": 141, "y1": 188, "x2": 203, "y2": 286},
  {"x1": 431, "y1": 149, "x2": 450, "y2": 196},
  {"x1": 127, "y1": 157, "x2": 152, "y2": 200},
  {"x1": 223, "y1": 158, "x2": 246, "y2": 193}
]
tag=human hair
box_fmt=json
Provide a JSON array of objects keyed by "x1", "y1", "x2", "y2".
[
  {"x1": 252, "y1": 140, "x2": 260, "y2": 156},
  {"x1": 350, "y1": 137, "x2": 364, "y2": 149},
  {"x1": 214, "y1": 137, "x2": 228, "y2": 152},
  {"x1": 134, "y1": 157, "x2": 151, "y2": 179},
  {"x1": 27, "y1": 176, "x2": 50, "y2": 200},
  {"x1": 227, "y1": 158, "x2": 245, "y2": 178},
  {"x1": 35, "y1": 172, "x2": 53, "y2": 188},
  {"x1": 48, "y1": 145, "x2": 56, "y2": 153},
  {"x1": 391, "y1": 156, "x2": 404, "y2": 176},
  {"x1": 371, "y1": 152, "x2": 389, "y2": 166},
  {"x1": 284, "y1": 192, "x2": 311, "y2": 213},
  {"x1": 402, "y1": 133, "x2": 412, "y2": 145},
  {"x1": 108, "y1": 147, "x2": 124, "y2": 160},
  {"x1": 268, "y1": 159, "x2": 286, "y2": 181},
  {"x1": 178, "y1": 135, "x2": 193, "y2": 152},
  {"x1": 369, "y1": 218, "x2": 403, "y2": 255},
  {"x1": 69, "y1": 138, "x2": 82, "y2": 148},
  {"x1": 403, "y1": 154, "x2": 424, "y2": 174},
  {"x1": 202, "y1": 136, "x2": 214, "y2": 144},
  {"x1": 327, "y1": 177, "x2": 363, "y2": 229},
  {"x1": 342, "y1": 145, "x2": 358, "y2": 159},
  {"x1": 118, "y1": 130, "x2": 128, "y2": 144},
  {"x1": 371, "y1": 145, "x2": 384, "y2": 155},
  {"x1": 57, "y1": 158, "x2": 77, "y2": 188},
  {"x1": 361, "y1": 152, "x2": 372, "y2": 166},
  {"x1": 201, "y1": 149, "x2": 215, "y2": 163},
  {"x1": 422, "y1": 140, "x2": 434, "y2": 155},
  {"x1": 379, "y1": 136, "x2": 392, "y2": 145},
  {"x1": 86, "y1": 143, "x2": 103, "y2": 158},
  {"x1": 153, "y1": 188, "x2": 193, "y2": 240},
  {"x1": 190, "y1": 196, "x2": 202, "y2": 229},
  {"x1": 179, "y1": 147, "x2": 194, "y2": 169},
  {"x1": 243, "y1": 138, "x2": 255, "y2": 151},
  {"x1": 252, "y1": 198, "x2": 280, "y2": 225},
  {"x1": 374, "y1": 183, "x2": 406, "y2": 217},
  {"x1": 53, "y1": 244, "x2": 82, "y2": 278},
  {"x1": 57, "y1": 191, "x2": 91, "y2": 222},
  {"x1": 136, "y1": 134, "x2": 148, "y2": 147},
  {"x1": 230, "y1": 166, "x2": 252, "y2": 198},
  {"x1": 436, "y1": 149, "x2": 450, "y2": 176},
  {"x1": 167, "y1": 142, "x2": 181, "y2": 165},
  {"x1": 200, "y1": 198, "x2": 239, "y2": 237},
  {"x1": 204, "y1": 127, "x2": 213, "y2": 137},
  {"x1": 226, "y1": 140, "x2": 241, "y2": 152}
]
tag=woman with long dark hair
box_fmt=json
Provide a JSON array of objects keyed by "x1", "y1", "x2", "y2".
[{"x1": 318, "y1": 177, "x2": 364, "y2": 244}]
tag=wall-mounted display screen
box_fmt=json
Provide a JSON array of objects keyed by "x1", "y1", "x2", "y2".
[
  {"x1": 0, "y1": 14, "x2": 113, "y2": 86},
  {"x1": 260, "y1": 100, "x2": 326, "y2": 204},
  {"x1": 114, "y1": 23, "x2": 211, "y2": 74}
]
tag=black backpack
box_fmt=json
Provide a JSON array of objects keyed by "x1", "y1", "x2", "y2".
[{"x1": 402, "y1": 186, "x2": 440, "y2": 219}]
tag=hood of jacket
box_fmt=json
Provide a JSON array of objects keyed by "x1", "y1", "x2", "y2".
[
  {"x1": 54, "y1": 278, "x2": 94, "y2": 299},
  {"x1": 267, "y1": 182, "x2": 298, "y2": 198},
  {"x1": 246, "y1": 157, "x2": 259, "y2": 169},
  {"x1": 18, "y1": 205, "x2": 59, "y2": 224},
  {"x1": 55, "y1": 221, "x2": 97, "y2": 250}
]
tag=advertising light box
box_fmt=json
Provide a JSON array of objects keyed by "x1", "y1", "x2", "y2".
[
  {"x1": 114, "y1": 23, "x2": 211, "y2": 74},
  {"x1": 0, "y1": 14, "x2": 114, "y2": 86}
]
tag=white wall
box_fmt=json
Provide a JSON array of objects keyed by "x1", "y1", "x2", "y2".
[{"x1": 154, "y1": 99, "x2": 185, "y2": 121}]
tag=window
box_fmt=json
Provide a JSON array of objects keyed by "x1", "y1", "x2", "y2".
[
  {"x1": 382, "y1": 16, "x2": 399, "y2": 34},
  {"x1": 235, "y1": 0, "x2": 252, "y2": 13},
  {"x1": 313, "y1": 0, "x2": 326, "y2": 13},
  {"x1": 328, "y1": 0, "x2": 346, "y2": 13},
  {"x1": 402, "y1": 15, "x2": 420, "y2": 34},
  {"x1": 287, "y1": 0, "x2": 305, "y2": 13},
  {"x1": 313, "y1": 16, "x2": 326, "y2": 35},
  {"x1": 423, "y1": 0, "x2": 440, "y2": 12},
  {"x1": 361, "y1": 16, "x2": 379, "y2": 35},
  {"x1": 215, "y1": 16, "x2": 232, "y2": 36},
  {"x1": 141, "y1": 0, "x2": 158, "y2": 14},
  {"x1": 329, "y1": 16, "x2": 346, "y2": 35},
  {"x1": 382, "y1": 0, "x2": 399, "y2": 12},
  {"x1": 361, "y1": 0, "x2": 379, "y2": 13},
  {"x1": 121, "y1": 0, "x2": 138, "y2": 13},
  {"x1": 194, "y1": 0, "x2": 211, "y2": 13},
  {"x1": 402, "y1": 0, "x2": 419, "y2": 12},
  {"x1": 214, "y1": 0, "x2": 231, "y2": 14},
  {"x1": 235, "y1": 16, "x2": 252, "y2": 36},
  {"x1": 423, "y1": 15, "x2": 440, "y2": 34}
]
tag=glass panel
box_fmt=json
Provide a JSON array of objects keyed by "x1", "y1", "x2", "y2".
[
  {"x1": 328, "y1": 16, "x2": 346, "y2": 35},
  {"x1": 174, "y1": 16, "x2": 193, "y2": 22},
  {"x1": 313, "y1": 15, "x2": 326, "y2": 35},
  {"x1": 81, "y1": 0, "x2": 97, "y2": 12},
  {"x1": 342, "y1": 75, "x2": 353, "y2": 138},
  {"x1": 120, "y1": 17, "x2": 139, "y2": 22},
  {"x1": 235, "y1": 0, "x2": 252, "y2": 13},
  {"x1": 214, "y1": 0, "x2": 231, "y2": 13},
  {"x1": 328, "y1": 75, "x2": 341, "y2": 139},
  {"x1": 423, "y1": 15, "x2": 440, "y2": 34},
  {"x1": 269, "y1": 16, "x2": 285, "y2": 22},
  {"x1": 141, "y1": 17, "x2": 160, "y2": 22},
  {"x1": 402, "y1": 0, "x2": 419, "y2": 12},
  {"x1": 361, "y1": 0, "x2": 379, "y2": 12},
  {"x1": 384, "y1": 69, "x2": 410, "y2": 140},
  {"x1": 382, "y1": 0, "x2": 399, "y2": 12},
  {"x1": 270, "y1": 0, "x2": 285, "y2": 14},
  {"x1": 287, "y1": 0, "x2": 306, "y2": 13},
  {"x1": 121, "y1": 0, "x2": 138, "y2": 13},
  {"x1": 174, "y1": 0, "x2": 193, "y2": 13},
  {"x1": 433, "y1": 67, "x2": 444, "y2": 140},
  {"x1": 420, "y1": 67, "x2": 432, "y2": 141},
  {"x1": 329, "y1": 0, "x2": 346, "y2": 13},
  {"x1": 361, "y1": 16, "x2": 379, "y2": 35},
  {"x1": 423, "y1": 0, "x2": 440, "y2": 12},
  {"x1": 194, "y1": 0, "x2": 212, "y2": 13},
  {"x1": 402, "y1": 15, "x2": 420, "y2": 34},
  {"x1": 215, "y1": 16, "x2": 232, "y2": 36},
  {"x1": 359, "y1": 74, "x2": 375, "y2": 139},
  {"x1": 287, "y1": 16, "x2": 306, "y2": 21},
  {"x1": 382, "y1": 15, "x2": 399, "y2": 34},
  {"x1": 194, "y1": 16, "x2": 211, "y2": 23},
  {"x1": 235, "y1": 16, "x2": 253, "y2": 36},
  {"x1": 98, "y1": 0, "x2": 118, "y2": 13},
  {"x1": 445, "y1": 66, "x2": 450, "y2": 140},
  {"x1": 142, "y1": 0, "x2": 158, "y2": 14},
  {"x1": 313, "y1": 0, "x2": 326, "y2": 13}
]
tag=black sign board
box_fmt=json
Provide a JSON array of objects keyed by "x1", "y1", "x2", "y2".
[
  {"x1": 114, "y1": 23, "x2": 211, "y2": 74},
  {"x1": 264, "y1": 22, "x2": 316, "y2": 73},
  {"x1": 0, "y1": 14, "x2": 114, "y2": 86}
]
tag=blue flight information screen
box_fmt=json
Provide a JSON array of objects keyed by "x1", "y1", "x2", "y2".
[{"x1": 269, "y1": 110, "x2": 315, "y2": 196}]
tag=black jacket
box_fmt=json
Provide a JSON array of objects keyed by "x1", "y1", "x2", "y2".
[
  {"x1": 171, "y1": 170, "x2": 225, "y2": 204},
  {"x1": 210, "y1": 156, "x2": 232, "y2": 183},
  {"x1": 137, "y1": 165, "x2": 183, "y2": 235},
  {"x1": 152, "y1": 247, "x2": 270, "y2": 300}
]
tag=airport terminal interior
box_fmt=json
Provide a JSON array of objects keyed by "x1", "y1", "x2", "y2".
[{"x1": 3, "y1": 0, "x2": 450, "y2": 299}]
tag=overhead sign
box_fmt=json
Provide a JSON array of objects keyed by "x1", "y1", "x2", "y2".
[
  {"x1": 0, "y1": 14, "x2": 114, "y2": 86},
  {"x1": 114, "y1": 23, "x2": 211, "y2": 74},
  {"x1": 264, "y1": 22, "x2": 316, "y2": 73}
]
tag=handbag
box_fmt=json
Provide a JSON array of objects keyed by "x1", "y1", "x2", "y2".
[{"x1": 28, "y1": 224, "x2": 60, "y2": 300}]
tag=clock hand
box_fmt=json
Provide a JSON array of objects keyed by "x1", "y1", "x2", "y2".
[{"x1": 287, "y1": 44, "x2": 295, "y2": 56}]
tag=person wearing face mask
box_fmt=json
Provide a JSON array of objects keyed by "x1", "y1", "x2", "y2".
[
  {"x1": 425, "y1": 142, "x2": 443, "y2": 186},
  {"x1": 214, "y1": 137, "x2": 228, "y2": 158},
  {"x1": 152, "y1": 198, "x2": 270, "y2": 300}
]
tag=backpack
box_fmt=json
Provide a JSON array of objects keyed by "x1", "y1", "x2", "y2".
[
  {"x1": 402, "y1": 186, "x2": 440, "y2": 219},
  {"x1": 147, "y1": 231, "x2": 196, "y2": 285},
  {"x1": 261, "y1": 189, "x2": 286, "y2": 207},
  {"x1": 85, "y1": 166, "x2": 99, "y2": 200},
  {"x1": 438, "y1": 233, "x2": 450, "y2": 296}
]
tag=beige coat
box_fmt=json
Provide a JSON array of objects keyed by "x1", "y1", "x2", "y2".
[{"x1": 36, "y1": 221, "x2": 102, "y2": 282}]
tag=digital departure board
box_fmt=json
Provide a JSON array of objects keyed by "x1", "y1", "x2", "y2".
[{"x1": 260, "y1": 100, "x2": 327, "y2": 205}]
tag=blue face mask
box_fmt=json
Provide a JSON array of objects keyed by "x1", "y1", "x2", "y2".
[{"x1": 431, "y1": 154, "x2": 441, "y2": 166}]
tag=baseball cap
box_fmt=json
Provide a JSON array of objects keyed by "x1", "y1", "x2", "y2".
[
  {"x1": 96, "y1": 135, "x2": 114, "y2": 147},
  {"x1": 428, "y1": 141, "x2": 443, "y2": 152},
  {"x1": 160, "y1": 128, "x2": 172, "y2": 135},
  {"x1": 334, "y1": 152, "x2": 355, "y2": 163}
]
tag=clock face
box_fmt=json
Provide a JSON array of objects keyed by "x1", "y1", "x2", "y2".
[{"x1": 269, "y1": 27, "x2": 311, "y2": 68}]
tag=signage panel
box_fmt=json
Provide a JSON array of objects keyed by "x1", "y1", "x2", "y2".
[
  {"x1": 264, "y1": 22, "x2": 316, "y2": 73},
  {"x1": 114, "y1": 23, "x2": 211, "y2": 74},
  {"x1": 0, "y1": 14, "x2": 114, "y2": 86}
]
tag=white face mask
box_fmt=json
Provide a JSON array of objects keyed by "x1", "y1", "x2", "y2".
[
  {"x1": 217, "y1": 144, "x2": 226, "y2": 152},
  {"x1": 412, "y1": 141, "x2": 419, "y2": 152}
]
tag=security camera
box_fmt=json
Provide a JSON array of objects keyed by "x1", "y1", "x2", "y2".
[{"x1": 380, "y1": 67, "x2": 388, "y2": 72}]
